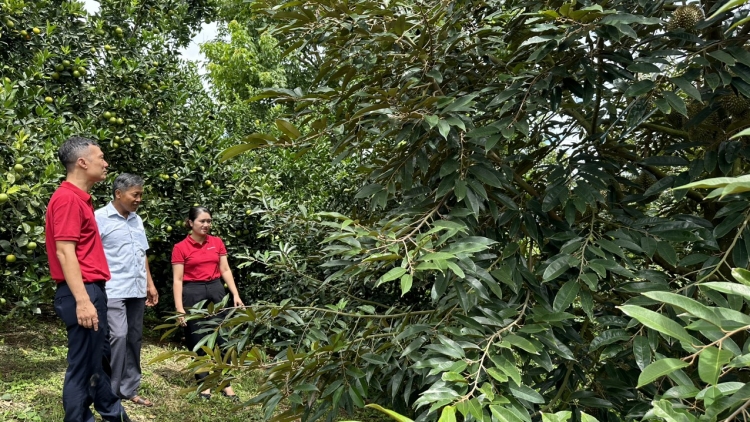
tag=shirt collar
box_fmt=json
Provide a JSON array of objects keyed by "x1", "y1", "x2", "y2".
[
  {"x1": 105, "y1": 201, "x2": 136, "y2": 220},
  {"x1": 185, "y1": 234, "x2": 207, "y2": 246},
  {"x1": 60, "y1": 181, "x2": 92, "y2": 203}
]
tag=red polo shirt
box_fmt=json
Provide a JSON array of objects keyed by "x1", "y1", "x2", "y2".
[
  {"x1": 45, "y1": 181, "x2": 111, "y2": 283},
  {"x1": 171, "y1": 235, "x2": 227, "y2": 282}
]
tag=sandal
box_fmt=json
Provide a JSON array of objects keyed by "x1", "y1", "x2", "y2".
[
  {"x1": 222, "y1": 391, "x2": 240, "y2": 403},
  {"x1": 199, "y1": 392, "x2": 211, "y2": 401},
  {"x1": 129, "y1": 395, "x2": 154, "y2": 407}
]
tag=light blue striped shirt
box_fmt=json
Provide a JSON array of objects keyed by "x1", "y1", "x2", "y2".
[{"x1": 95, "y1": 202, "x2": 149, "y2": 299}]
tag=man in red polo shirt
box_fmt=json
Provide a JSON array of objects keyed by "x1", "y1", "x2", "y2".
[{"x1": 45, "y1": 136, "x2": 131, "y2": 422}]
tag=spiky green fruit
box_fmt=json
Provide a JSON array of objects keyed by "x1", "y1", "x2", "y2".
[
  {"x1": 667, "y1": 4, "x2": 703, "y2": 31},
  {"x1": 720, "y1": 94, "x2": 750, "y2": 116}
]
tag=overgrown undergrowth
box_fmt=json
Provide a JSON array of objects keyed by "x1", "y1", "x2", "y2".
[{"x1": 0, "y1": 313, "x2": 390, "y2": 422}]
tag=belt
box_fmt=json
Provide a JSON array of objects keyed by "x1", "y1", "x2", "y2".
[
  {"x1": 183, "y1": 278, "x2": 221, "y2": 284},
  {"x1": 57, "y1": 280, "x2": 106, "y2": 288}
]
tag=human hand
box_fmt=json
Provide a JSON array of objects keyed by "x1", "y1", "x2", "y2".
[
  {"x1": 76, "y1": 300, "x2": 99, "y2": 330},
  {"x1": 176, "y1": 310, "x2": 187, "y2": 327},
  {"x1": 146, "y1": 286, "x2": 159, "y2": 307},
  {"x1": 233, "y1": 297, "x2": 244, "y2": 308}
]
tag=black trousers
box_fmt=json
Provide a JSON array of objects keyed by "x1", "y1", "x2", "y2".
[
  {"x1": 182, "y1": 278, "x2": 228, "y2": 382},
  {"x1": 54, "y1": 282, "x2": 129, "y2": 422}
]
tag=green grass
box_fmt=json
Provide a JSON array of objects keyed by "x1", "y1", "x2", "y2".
[{"x1": 0, "y1": 315, "x2": 393, "y2": 422}]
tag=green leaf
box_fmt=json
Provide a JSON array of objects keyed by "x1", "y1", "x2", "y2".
[
  {"x1": 633, "y1": 335, "x2": 652, "y2": 370},
  {"x1": 699, "y1": 346, "x2": 735, "y2": 385},
  {"x1": 642, "y1": 291, "x2": 722, "y2": 327},
  {"x1": 502, "y1": 334, "x2": 539, "y2": 354},
  {"x1": 552, "y1": 280, "x2": 580, "y2": 312},
  {"x1": 351, "y1": 103, "x2": 392, "y2": 119},
  {"x1": 220, "y1": 143, "x2": 262, "y2": 161},
  {"x1": 437, "y1": 120, "x2": 451, "y2": 139},
  {"x1": 365, "y1": 404, "x2": 414, "y2": 422},
  {"x1": 442, "y1": 94, "x2": 477, "y2": 113},
  {"x1": 468, "y1": 165, "x2": 503, "y2": 187},
  {"x1": 663, "y1": 91, "x2": 688, "y2": 116},
  {"x1": 424, "y1": 115, "x2": 439, "y2": 128},
  {"x1": 656, "y1": 242, "x2": 678, "y2": 267},
  {"x1": 378, "y1": 268, "x2": 407, "y2": 285},
  {"x1": 714, "y1": 214, "x2": 746, "y2": 240},
  {"x1": 702, "y1": 282, "x2": 750, "y2": 301},
  {"x1": 708, "y1": 50, "x2": 736, "y2": 66},
  {"x1": 720, "y1": 181, "x2": 750, "y2": 198},
  {"x1": 637, "y1": 358, "x2": 690, "y2": 388},
  {"x1": 542, "y1": 412, "x2": 572, "y2": 422},
  {"x1": 590, "y1": 329, "x2": 630, "y2": 351},
  {"x1": 466, "y1": 125, "x2": 500, "y2": 139},
  {"x1": 355, "y1": 183, "x2": 384, "y2": 199},
  {"x1": 580, "y1": 412, "x2": 600, "y2": 422},
  {"x1": 628, "y1": 62, "x2": 660, "y2": 74},
  {"x1": 454, "y1": 179, "x2": 467, "y2": 201},
  {"x1": 732, "y1": 268, "x2": 750, "y2": 286},
  {"x1": 543, "y1": 255, "x2": 572, "y2": 282},
  {"x1": 619, "y1": 305, "x2": 699, "y2": 344},
  {"x1": 486, "y1": 367, "x2": 508, "y2": 382},
  {"x1": 732, "y1": 126, "x2": 750, "y2": 139},
  {"x1": 400, "y1": 274, "x2": 413, "y2": 296},
  {"x1": 709, "y1": 0, "x2": 747, "y2": 19},
  {"x1": 625, "y1": 80, "x2": 655, "y2": 97},
  {"x1": 275, "y1": 119, "x2": 301, "y2": 139},
  {"x1": 509, "y1": 382, "x2": 545, "y2": 403},
  {"x1": 438, "y1": 406, "x2": 457, "y2": 422},
  {"x1": 675, "y1": 175, "x2": 750, "y2": 190},
  {"x1": 644, "y1": 176, "x2": 675, "y2": 197},
  {"x1": 662, "y1": 385, "x2": 700, "y2": 399},
  {"x1": 670, "y1": 77, "x2": 701, "y2": 101},
  {"x1": 419, "y1": 252, "x2": 455, "y2": 261}
]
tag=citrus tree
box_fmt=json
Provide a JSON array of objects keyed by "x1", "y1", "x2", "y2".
[
  {"x1": 167, "y1": 0, "x2": 750, "y2": 421},
  {"x1": 0, "y1": 0, "x2": 269, "y2": 313}
]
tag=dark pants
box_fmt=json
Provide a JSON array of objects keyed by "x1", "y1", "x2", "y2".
[
  {"x1": 54, "y1": 282, "x2": 129, "y2": 422},
  {"x1": 182, "y1": 279, "x2": 228, "y2": 382}
]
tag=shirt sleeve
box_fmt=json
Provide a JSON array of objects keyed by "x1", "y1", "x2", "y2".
[
  {"x1": 137, "y1": 216, "x2": 149, "y2": 251},
  {"x1": 171, "y1": 243, "x2": 185, "y2": 264},
  {"x1": 217, "y1": 237, "x2": 227, "y2": 256},
  {"x1": 52, "y1": 197, "x2": 82, "y2": 241},
  {"x1": 94, "y1": 210, "x2": 109, "y2": 238}
]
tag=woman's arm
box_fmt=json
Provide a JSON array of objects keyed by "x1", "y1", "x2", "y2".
[
  {"x1": 219, "y1": 255, "x2": 244, "y2": 307},
  {"x1": 172, "y1": 263, "x2": 186, "y2": 325}
]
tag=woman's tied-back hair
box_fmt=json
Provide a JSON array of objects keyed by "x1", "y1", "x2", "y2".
[{"x1": 186, "y1": 206, "x2": 211, "y2": 229}]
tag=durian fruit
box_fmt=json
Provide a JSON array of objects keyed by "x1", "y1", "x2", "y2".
[
  {"x1": 720, "y1": 94, "x2": 750, "y2": 117},
  {"x1": 667, "y1": 4, "x2": 703, "y2": 31},
  {"x1": 636, "y1": 170, "x2": 657, "y2": 192},
  {"x1": 686, "y1": 100, "x2": 721, "y2": 142},
  {"x1": 665, "y1": 110, "x2": 684, "y2": 129}
]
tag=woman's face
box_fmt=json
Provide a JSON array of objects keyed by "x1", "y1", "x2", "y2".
[{"x1": 190, "y1": 211, "x2": 212, "y2": 236}]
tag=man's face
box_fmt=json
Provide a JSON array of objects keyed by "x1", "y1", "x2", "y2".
[
  {"x1": 82, "y1": 145, "x2": 108, "y2": 182},
  {"x1": 115, "y1": 186, "x2": 143, "y2": 214}
]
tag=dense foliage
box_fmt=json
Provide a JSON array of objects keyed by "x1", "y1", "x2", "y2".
[
  {"x1": 9, "y1": 0, "x2": 750, "y2": 421},
  {"x1": 0, "y1": 0, "x2": 286, "y2": 312},
  {"x1": 162, "y1": 0, "x2": 750, "y2": 421}
]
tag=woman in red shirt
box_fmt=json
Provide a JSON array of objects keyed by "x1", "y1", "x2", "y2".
[{"x1": 172, "y1": 206, "x2": 244, "y2": 401}]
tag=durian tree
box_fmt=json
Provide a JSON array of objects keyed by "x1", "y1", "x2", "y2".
[{"x1": 162, "y1": 0, "x2": 750, "y2": 421}]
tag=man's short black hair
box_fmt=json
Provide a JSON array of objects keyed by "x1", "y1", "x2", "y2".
[{"x1": 58, "y1": 136, "x2": 100, "y2": 173}]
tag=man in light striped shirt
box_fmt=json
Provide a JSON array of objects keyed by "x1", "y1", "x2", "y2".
[{"x1": 95, "y1": 173, "x2": 158, "y2": 408}]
